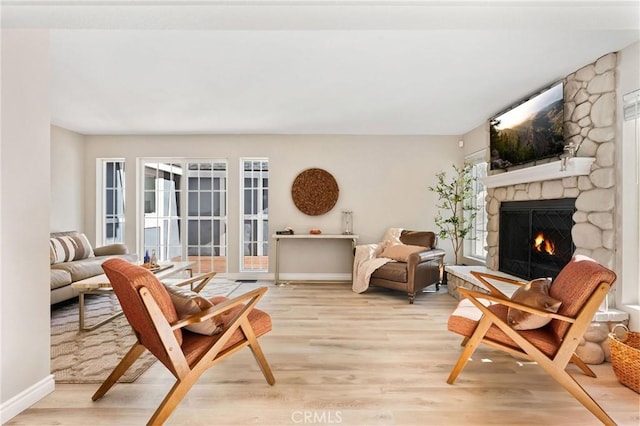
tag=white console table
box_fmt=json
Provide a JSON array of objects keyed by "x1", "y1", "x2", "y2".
[{"x1": 272, "y1": 234, "x2": 359, "y2": 284}]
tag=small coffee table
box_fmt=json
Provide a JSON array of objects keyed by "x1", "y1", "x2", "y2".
[{"x1": 71, "y1": 261, "x2": 195, "y2": 331}]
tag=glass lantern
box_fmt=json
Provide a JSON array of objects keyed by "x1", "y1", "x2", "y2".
[{"x1": 342, "y1": 210, "x2": 353, "y2": 235}]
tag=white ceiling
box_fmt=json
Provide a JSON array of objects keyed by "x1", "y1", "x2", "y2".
[{"x1": 3, "y1": 1, "x2": 640, "y2": 136}]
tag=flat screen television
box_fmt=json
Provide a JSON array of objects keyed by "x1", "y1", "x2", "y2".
[{"x1": 489, "y1": 82, "x2": 564, "y2": 170}]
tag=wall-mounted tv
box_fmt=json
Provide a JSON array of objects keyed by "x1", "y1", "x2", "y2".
[{"x1": 489, "y1": 82, "x2": 564, "y2": 170}]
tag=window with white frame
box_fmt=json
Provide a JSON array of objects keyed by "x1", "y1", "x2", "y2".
[
  {"x1": 620, "y1": 89, "x2": 640, "y2": 319},
  {"x1": 240, "y1": 159, "x2": 269, "y2": 272},
  {"x1": 141, "y1": 160, "x2": 227, "y2": 273},
  {"x1": 186, "y1": 161, "x2": 228, "y2": 273},
  {"x1": 465, "y1": 153, "x2": 488, "y2": 260},
  {"x1": 99, "y1": 159, "x2": 125, "y2": 246}
]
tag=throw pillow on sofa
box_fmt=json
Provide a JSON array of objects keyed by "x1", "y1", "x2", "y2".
[
  {"x1": 49, "y1": 233, "x2": 95, "y2": 264},
  {"x1": 378, "y1": 244, "x2": 428, "y2": 262}
]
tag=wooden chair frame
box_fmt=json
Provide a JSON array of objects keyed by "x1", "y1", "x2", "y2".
[
  {"x1": 447, "y1": 271, "x2": 616, "y2": 426},
  {"x1": 167, "y1": 270, "x2": 217, "y2": 293},
  {"x1": 92, "y1": 285, "x2": 275, "y2": 425}
]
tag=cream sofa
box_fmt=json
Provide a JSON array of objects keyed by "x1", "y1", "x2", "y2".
[{"x1": 50, "y1": 231, "x2": 137, "y2": 305}]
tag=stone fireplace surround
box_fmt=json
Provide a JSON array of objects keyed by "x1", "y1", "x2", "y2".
[
  {"x1": 485, "y1": 52, "x2": 618, "y2": 273},
  {"x1": 446, "y1": 52, "x2": 628, "y2": 365}
]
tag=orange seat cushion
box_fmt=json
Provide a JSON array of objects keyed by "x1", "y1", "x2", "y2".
[{"x1": 448, "y1": 299, "x2": 561, "y2": 358}]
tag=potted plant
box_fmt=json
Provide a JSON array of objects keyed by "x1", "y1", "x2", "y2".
[{"x1": 428, "y1": 162, "x2": 479, "y2": 265}]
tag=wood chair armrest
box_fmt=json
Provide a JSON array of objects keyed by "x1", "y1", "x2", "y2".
[
  {"x1": 172, "y1": 271, "x2": 217, "y2": 293},
  {"x1": 470, "y1": 271, "x2": 527, "y2": 286},
  {"x1": 470, "y1": 271, "x2": 526, "y2": 299},
  {"x1": 170, "y1": 286, "x2": 268, "y2": 330},
  {"x1": 458, "y1": 287, "x2": 575, "y2": 323}
]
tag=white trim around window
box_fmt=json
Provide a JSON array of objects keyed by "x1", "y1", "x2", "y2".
[
  {"x1": 96, "y1": 158, "x2": 125, "y2": 246},
  {"x1": 464, "y1": 150, "x2": 488, "y2": 263},
  {"x1": 239, "y1": 158, "x2": 269, "y2": 272}
]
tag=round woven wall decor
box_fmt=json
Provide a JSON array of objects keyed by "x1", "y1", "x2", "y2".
[{"x1": 291, "y1": 168, "x2": 339, "y2": 216}]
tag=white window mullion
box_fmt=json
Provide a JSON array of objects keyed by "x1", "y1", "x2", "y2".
[
  {"x1": 98, "y1": 158, "x2": 125, "y2": 246},
  {"x1": 240, "y1": 158, "x2": 269, "y2": 272},
  {"x1": 138, "y1": 158, "x2": 229, "y2": 274},
  {"x1": 464, "y1": 152, "x2": 488, "y2": 261},
  {"x1": 179, "y1": 168, "x2": 188, "y2": 264}
]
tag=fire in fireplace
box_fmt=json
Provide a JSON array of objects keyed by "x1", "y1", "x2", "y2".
[
  {"x1": 499, "y1": 198, "x2": 576, "y2": 280},
  {"x1": 533, "y1": 232, "x2": 555, "y2": 255}
]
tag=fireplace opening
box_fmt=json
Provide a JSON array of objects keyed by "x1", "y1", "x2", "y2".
[{"x1": 499, "y1": 198, "x2": 576, "y2": 280}]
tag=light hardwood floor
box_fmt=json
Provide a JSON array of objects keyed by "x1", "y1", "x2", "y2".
[{"x1": 9, "y1": 282, "x2": 640, "y2": 425}]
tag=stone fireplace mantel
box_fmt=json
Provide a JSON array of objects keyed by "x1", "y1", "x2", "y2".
[{"x1": 481, "y1": 157, "x2": 595, "y2": 189}]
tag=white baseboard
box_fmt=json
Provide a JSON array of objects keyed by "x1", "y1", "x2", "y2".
[
  {"x1": 219, "y1": 273, "x2": 352, "y2": 283},
  {"x1": 221, "y1": 272, "x2": 274, "y2": 281},
  {"x1": 0, "y1": 374, "x2": 54, "y2": 423},
  {"x1": 277, "y1": 273, "x2": 352, "y2": 282}
]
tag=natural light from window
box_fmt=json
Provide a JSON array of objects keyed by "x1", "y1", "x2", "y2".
[
  {"x1": 465, "y1": 154, "x2": 488, "y2": 261},
  {"x1": 99, "y1": 159, "x2": 125, "y2": 246},
  {"x1": 140, "y1": 159, "x2": 228, "y2": 274},
  {"x1": 240, "y1": 158, "x2": 269, "y2": 272}
]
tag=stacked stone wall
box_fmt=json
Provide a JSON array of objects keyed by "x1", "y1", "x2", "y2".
[{"x1": 485, "y1": 52, "x2": 617, "y2": 271}]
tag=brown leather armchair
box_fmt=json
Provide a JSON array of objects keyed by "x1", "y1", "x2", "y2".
[{"x1": 369, "y1": 230, "x2": 445, "y2": 303}]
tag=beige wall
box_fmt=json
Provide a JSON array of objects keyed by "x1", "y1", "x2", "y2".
[
  {"x1": 83, "y1": 134, "x2": 462, "y2": 275},
  {"x1": 1, "y1": 30, "x2": 53, "y2": 421},
  {"x1": 50, "y1": 126, "x2": 85, "y2": 234},
  {"x1": 461, "y1": 121, "x2": 489, "y2": 159}
]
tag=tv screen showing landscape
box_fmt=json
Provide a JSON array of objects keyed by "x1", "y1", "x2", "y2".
[{"x1": 489, "y1": 82, "x2": 564, "y2": 170}]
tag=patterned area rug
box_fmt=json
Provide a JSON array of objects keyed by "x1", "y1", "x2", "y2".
[{"x1": 51, "y1": 278, "x2": 243, "y2": 384}]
